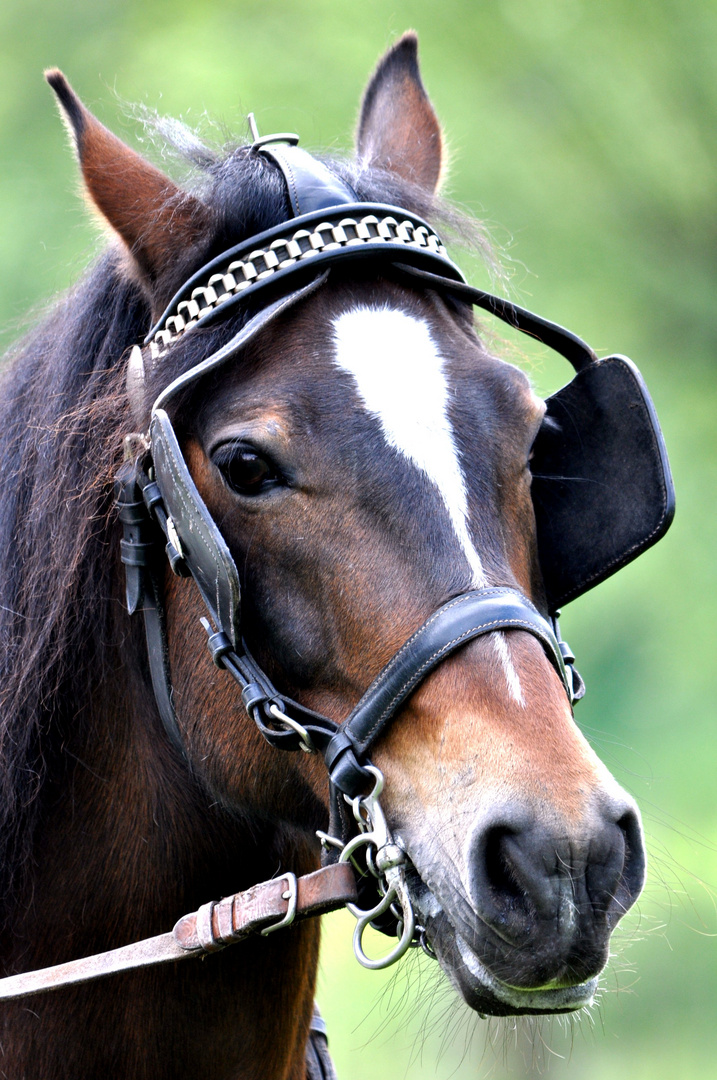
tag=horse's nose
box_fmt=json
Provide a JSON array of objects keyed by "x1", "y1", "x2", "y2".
[{"x1": 467, "y1": 795, "x2": 645, "y2": 985}]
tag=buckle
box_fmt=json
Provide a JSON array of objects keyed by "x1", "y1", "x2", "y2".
[{"x1": 260, "y1": 873, "x2": 298, "y2": 936}]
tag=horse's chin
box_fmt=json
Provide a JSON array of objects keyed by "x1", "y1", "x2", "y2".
[
  {"x1": 409, "y1": 878, "x2": 598, "y2": 1018},
  {"x1": 425, "y1": 911, "x2": 598, "y2": 1016}
]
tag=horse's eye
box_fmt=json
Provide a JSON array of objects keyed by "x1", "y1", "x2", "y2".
[{"x1": 213, "y1": 443, "x2": 281, "y2": 497}]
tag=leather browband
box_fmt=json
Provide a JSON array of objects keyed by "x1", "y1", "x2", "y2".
[{"x1": 144, "y1": 204, "x2": 462, "y2": 356}]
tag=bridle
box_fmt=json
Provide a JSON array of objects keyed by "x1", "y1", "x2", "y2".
[
  {"x1": 116, "y1": 135, "x2": 587, "y2": 970},
  {"x1": 0, "y1": 128, "x2": 668, "y2": 1002}
]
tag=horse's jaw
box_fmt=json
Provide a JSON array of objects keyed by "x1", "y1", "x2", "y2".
[{"x1": 406, "y1": 869, "x2": 599, "y2": 1017}]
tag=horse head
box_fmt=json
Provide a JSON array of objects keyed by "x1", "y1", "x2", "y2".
[{"x1": 43, "y1": 33, "x2": 668, "y2": 1025}]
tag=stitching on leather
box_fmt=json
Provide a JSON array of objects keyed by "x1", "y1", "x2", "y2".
[
  {"x1": 277, "y1": 151, "x2": 301, "y2": 216},
  {"x1": 351, "y1": 594, "x2": 552, "y2": 748},
  {"x1": 156, "y1": 422, "x2": 235, "y2": 621},
  {"x1": 356, "y1": 616, "x2": 557, "y2": 747},
  {"x1": 351, "y1": 589, "x2": 517, "y2": 710}
]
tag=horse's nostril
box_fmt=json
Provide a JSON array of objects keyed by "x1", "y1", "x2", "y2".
[
  {"x1": 483, "y1": 825, "x2": 525, "y2": 906},
  {"x1": 601, "y1": 805, "x2": 646, "y2": 925},
  {"x1": 470, "y1": 815, "x2": 543, "y2": 945},
  {"x1": 469, "y1": 798, "x2": 647, "y2": 962}
]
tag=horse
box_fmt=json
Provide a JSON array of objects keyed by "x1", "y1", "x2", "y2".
[{"x1": 0, "y1": 32, "x2": 673, "y2": 1080}]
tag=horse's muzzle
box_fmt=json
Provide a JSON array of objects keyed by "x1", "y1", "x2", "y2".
[{"x1": 407, "y1": 792, "x2": 646, "y2": 1016}]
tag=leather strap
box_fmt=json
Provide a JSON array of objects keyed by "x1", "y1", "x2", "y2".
[
  {"x1": 324, "y1": 587, "x2": 572, "y2": 797},
  {"x1": 141, "y1": 567, "x2": 187, "y2": 760},
  {"x1": 306, "y1": 1006, "x2": 338, "y2": 1080},
  {"x1": 260, "y1": 144, "x2": 358, "y2": 217},
  {"x1": 116, "y1": 462, "x2": 188, "y2": 759},
  {"x1": 173, "y1": 863, "x2": 356, "y2": 951},
  {"x1": 152, "y1": 279, "x2": 328, "y2": 413},
  {"x1": 191, "y1": 588, "x2": 578, "y2": 800},
  {"x1": 0, "y1": 864, "x2": 357, "y2": 1001},
  {"x1": 394, "y1": 263, "x2": 598, "y2": 372}
]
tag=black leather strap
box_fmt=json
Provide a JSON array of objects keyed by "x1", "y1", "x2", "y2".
[
  {"x1": 354, "y1": 588, "x2": 566, "y2": 747},
  {"x1": 324, "y1": 588, "x2": 572, "y2": 797},
  {"x1": 305, "y1": 1006, "x2": 337, "y2": 1080},
  {"x1": 394, "y1": 263, "x2": 597, "y2": 372},
  {"x1": 152, "y1": 279, "x2": 329, "y2": 413},
  {"x1": 141, "y1": 568, "x2": 187, "y2": 761},
  {"x1": 261, "y1": 144, "x2": 357, "y2": 217},
  {"x1": 116, "y1": 462, "x2": 188, "y2": 760}
]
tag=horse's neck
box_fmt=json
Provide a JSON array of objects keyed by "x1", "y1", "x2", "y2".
[{"x1": 0, "y1": 625, "x2": 320, "y2": 1080}]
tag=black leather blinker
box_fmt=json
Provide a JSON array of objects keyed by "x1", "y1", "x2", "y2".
[
  {"x1": 531, "y1": 355, "x2": 675, "y2": 611},
  {"x1": 150, "y1": 409, "x2": 242, "y2": 648}
]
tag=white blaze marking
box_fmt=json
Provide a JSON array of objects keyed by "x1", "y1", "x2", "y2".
[{"x1": 332, "y1": 305, "x2": 524, "y2": 706}]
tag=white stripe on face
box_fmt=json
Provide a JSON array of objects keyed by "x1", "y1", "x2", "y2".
[
  {"x1": 332, "y1": 305, "x2": 525, "y2": 706},
  {"x1": 332, "y1": 305, "x2": 485, "y2": 585}
]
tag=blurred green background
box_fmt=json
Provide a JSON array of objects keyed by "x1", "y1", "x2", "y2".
[{"x1": 1, "y1": 1, "x2": 714, "y2": 1076}]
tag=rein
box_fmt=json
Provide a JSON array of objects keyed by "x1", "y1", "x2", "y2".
[{"x1": 0, "y1": 864, "x2": 357, "y2": 1001}]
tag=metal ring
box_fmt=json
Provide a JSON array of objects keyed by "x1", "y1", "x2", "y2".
[
  {"x1": 267, "y1": 703, "x2": 316, "y2": 753},
  {"x1": 347, "y1": 885, "x2": 416, "y2": 970},
  {"x1": 419, "y1": 927, "x2": 438, "y2": 960}
]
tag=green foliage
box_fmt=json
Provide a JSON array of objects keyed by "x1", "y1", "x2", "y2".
[{"x1": 1, "y1": 1, "x2": 715, "y2": 1075}]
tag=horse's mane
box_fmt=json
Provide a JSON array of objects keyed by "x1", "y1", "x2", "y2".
[{"x1": 0, "y1": 123, "x2": 489, "y2": 903}]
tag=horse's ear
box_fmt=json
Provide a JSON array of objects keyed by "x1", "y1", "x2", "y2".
[
  {"x1": 357, "y1": 32, "x2": 443, "y2": 193},
  {"x1": 45, "y1": 70, "x2": 211, "y2": 283}
]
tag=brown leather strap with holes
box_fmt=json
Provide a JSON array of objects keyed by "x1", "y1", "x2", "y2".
[
  {"x1": 173, "y1": 863, "x2": 357, "y2": 951},
  {"x1": 0, "y1": 863, "x2": 357, "y2": 1001}
]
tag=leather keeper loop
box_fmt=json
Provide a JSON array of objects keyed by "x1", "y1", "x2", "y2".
[
  {"x1": 141, "y1": 479, "x2": 164, "y2": 514},
  {"x1": 323, "y1": 729, "x2": 356, "y2": 773},
  {"x1": 559, "y1": 640, "x2": 576, "y2": 666},
  {"x1": 120, "y1": 539, "x2": 154, "y2": 567},
  {"x1": 206, "y1": 629, "x2": 233, "y2": 667},
  {"x1": 117, "y1": 499, "x2": 147, "y2": 526},
  {"x1": 165, "y1": 542, "x2": 189, "y2": 577},
  {"x1": 324, "y1": 734, "x2": 374, "y2": 798},
  {"x1": 241, "y1": 682, "x2": 267, "y2": 714},
  {"x1": 195, "y1": 901, "x2": 221, "y2": 952}
]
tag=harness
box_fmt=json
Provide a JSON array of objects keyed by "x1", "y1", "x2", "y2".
[{"x1": 0, "y1": 131, "x2": 673, "y2": 1023}]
